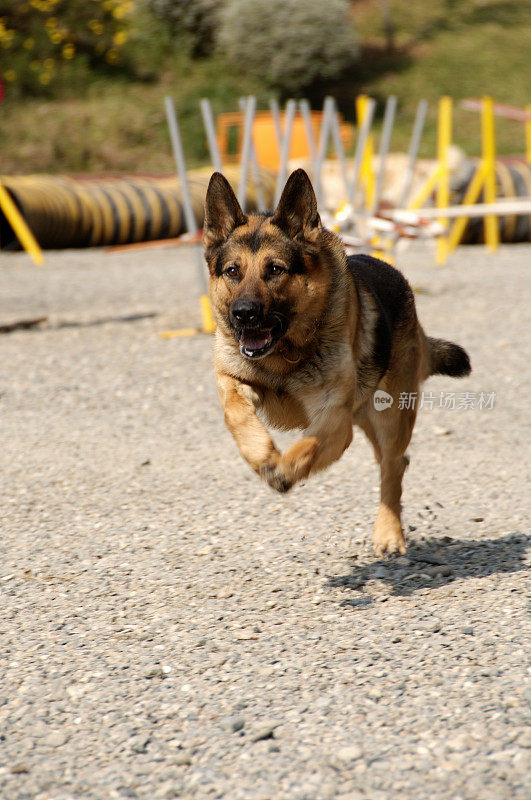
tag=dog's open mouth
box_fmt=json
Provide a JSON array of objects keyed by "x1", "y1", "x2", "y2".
[{"x1": 238, "y1": 328, "x2": 274, "y2": 359}]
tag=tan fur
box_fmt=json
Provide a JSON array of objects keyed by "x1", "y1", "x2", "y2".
[{"x1": 204, "y1": 170, "x2": 470, "y2": 556}]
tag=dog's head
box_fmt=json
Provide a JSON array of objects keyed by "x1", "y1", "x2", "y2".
[{"x1": 203, "y1": 168, "x2": 335, "y2": 361}]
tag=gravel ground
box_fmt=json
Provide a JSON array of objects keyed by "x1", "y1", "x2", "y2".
[{"x1": 0, "y1": 242, "x2": 529, "y2": 800}]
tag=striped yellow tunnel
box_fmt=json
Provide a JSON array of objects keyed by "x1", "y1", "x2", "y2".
[
  {"x1": 452, "y1": 161, "x2": 531, "y2": 244},
  {"x1": 0, "y1": 167, "x2": 276, "y2": 251}
]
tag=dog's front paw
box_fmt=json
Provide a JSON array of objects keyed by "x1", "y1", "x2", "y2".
[
  {"x1": 259, "y1": 463, "x2": 293, "y2": 493},
  {"x1": 373, "y1": 506, "x2": 406, "y2": 556},
  {"x1": 372, "y1": 528, "x2": 406, "y2": 556}
]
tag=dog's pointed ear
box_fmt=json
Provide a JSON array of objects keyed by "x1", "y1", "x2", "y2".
[
  {"x1": 203, "y1": 172, "x2": 247, "y2": 252},
  {"x1": 271, "y1": 168, "x2": 321, "y2": 242}
]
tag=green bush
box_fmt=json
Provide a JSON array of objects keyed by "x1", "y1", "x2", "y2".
[
  {"x1": 148, "y1": 0, "x2": 223, "y2": 57},
  {"x1": 218, "y1": 0, "x2": 358, "y2": 95}
]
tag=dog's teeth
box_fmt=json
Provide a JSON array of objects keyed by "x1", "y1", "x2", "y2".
[
  {"x1": 242, "y1": 335, "x2": 271, "y2": 350},
  {"x1": 239, "y1": 331, "x2": 272, "y2": 355}
]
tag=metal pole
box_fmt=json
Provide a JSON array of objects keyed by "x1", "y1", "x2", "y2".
[
  {"x1": 313, "y1": 96, "x2": 334, "y2": 206},
  {"x1": 269, "y1": 98, "x2": 283, "y2": 152},
  {"x1": 372, "y1": 95, "x2": 397, "y2": 214},
  {"x1": 316, "y1": 96, "x2": 334, "y2": 165},
  {"x1": 237, "y1": 95, "x2": 256, "y2": 212},
  {"x1": 299, "y1": 99, "x2": 323, "y2": 206},
  {"x1": 348, "y1": 96, "x2": 376, "y2": 207},
  {"x1": 239, "y1": 97, "x2": 266, "y2": 212},
  {"x1": 398, "y1": 99, "x2": 427, "y2": 208},
  {"x1": 200, "y1": 98, "x2": 223, "y2": 173},
  {"x1": 328, "y1": 97, "x2": 350, "y2": 201},
  {"x1": 165, "y1": 96, "x2": 198, "y2": 239},
  {"x1": 165, "y1": 96, "x2": 214, "y2": 333},
  {"x1": 274, "y1": 99, "x2": 296, "y2": 206},
  {"x1": 299, "y1": 99, "x2": 317, "y2": 164}
]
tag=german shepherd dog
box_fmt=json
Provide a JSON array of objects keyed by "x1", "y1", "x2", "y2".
[{"x1": 203, "y1": 169, "x2": 471, "y2": 555}]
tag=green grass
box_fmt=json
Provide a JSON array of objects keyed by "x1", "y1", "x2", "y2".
[
  {"x1": 0, "y1": 55, "x2": 265, "y2": 175},
  {"x1": 1, "y1": 0, "x2": 530, "y2": 175},
  {"x1": 350, "y1": 0, "x2": 531, "y2": 156}
]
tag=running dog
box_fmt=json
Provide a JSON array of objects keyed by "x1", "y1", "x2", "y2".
[{"x1": 203, "y1": 169, "x2": 471, "y2": 555}]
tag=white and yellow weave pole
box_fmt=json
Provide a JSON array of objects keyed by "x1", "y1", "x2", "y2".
[
  {"x1": 164, "y1": 96, "x2": 215, "y2": 336},
  {"x1": 447, "y1": 96, "x2": 499, "y2": 255},
  {"x1": 435, "y1": 95, "x2": 452, "y2": 264},
  {"x1": 0, "y1": 183, "x2": 44, "y2": 266},
  {"x1": 370, "y1": 95, "x2": 397, "y2": 264},
  {"x1": 238, "y1": 97, "x2": 266, "y2": 212},
  {"x1": 481, "y1": 95, "x2": 499, "y2": 252},
  {"x1": 398, "y1": 99, "x2": 428, "y2": 208},
  {"x1": 274, "y1": 99, "x2": 297, "y2": 207},
  {"x1": 347, "y1": 96, "x2": 376, "y2": 208},
  {"x1": 408, "y1": 96, "x2": 452, "y2": 264},
  {"x1": 355, "y1": 95, "x2": 376, "y2": 213}
]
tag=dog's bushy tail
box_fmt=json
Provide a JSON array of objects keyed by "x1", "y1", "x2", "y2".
[{"x1": 427, "y1": 337, "x2": 471, "y2": 378}]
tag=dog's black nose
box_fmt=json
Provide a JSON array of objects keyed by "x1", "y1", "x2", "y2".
[{"x1": 231, "y1": 299, "x2": 262, "y2": 325}]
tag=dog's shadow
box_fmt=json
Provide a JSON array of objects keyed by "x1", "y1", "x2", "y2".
[{"x1": 328, "y1": 533, "x2": 529, "y2": 605}]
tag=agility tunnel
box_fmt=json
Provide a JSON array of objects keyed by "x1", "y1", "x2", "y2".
[
  {"x1": 452, "y1": 160, "x2": 531, "y2": 243},
  {"x1": 0, "y1": 167, "x2": 276, "y2": 251}
]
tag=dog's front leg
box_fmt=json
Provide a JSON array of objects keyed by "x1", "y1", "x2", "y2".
[
  {"x1": 260, "y1": 406, "x2": 353, "y2": 493},
  {"x1": 217, "y1": 373, "x2": 281, "y2": 475}
]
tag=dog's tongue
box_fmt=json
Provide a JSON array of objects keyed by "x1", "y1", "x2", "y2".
[{"x1": 240, "y1": 330, "x2": 272, "y2": 352}]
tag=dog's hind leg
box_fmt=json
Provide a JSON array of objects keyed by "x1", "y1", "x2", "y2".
[
  {"x1": 373, "y1": 451, "x2": 410, "y2": 556},
  {"x1": 362, "y1": 394, "x2": 417, "y2": 556}
]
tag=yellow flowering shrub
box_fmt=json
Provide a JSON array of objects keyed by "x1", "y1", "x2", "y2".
[{"x1": 0, "y1": 0, "x2": 133, "y2": 95}]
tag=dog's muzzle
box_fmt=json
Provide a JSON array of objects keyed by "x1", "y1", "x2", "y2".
[{"x1": 229, "y1": 300, "x2": 287, "y2": 359}]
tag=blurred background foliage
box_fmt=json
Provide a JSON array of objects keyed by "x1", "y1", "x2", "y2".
[
  {"x1": 0, "y1": 0, "x2": 530, "y2": 174},
  {"x1": 0, "y1": 0, "x2": 137, "y2": 96},
  {"x1": 218, "y1": 0, "x2": 359, "y2": 95}
]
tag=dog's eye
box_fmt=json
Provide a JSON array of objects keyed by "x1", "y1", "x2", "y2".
[
  {"x1": 269, "y1": 263, "x2": 286, "y2": 277},
  {"x1": 224, "y1": 265, "x2": 239, "y2": 279}
]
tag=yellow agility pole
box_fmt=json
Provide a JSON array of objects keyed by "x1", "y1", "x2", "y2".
[
  {"x1": 446, "y1": 167, "x2": 485, "y2": 252},
  {"x1": 158, "y1": 328, "x2": 201, "y2": 339},
  {"x1": 481, "y1": 95, "x2": 499, "y2": 252},
  {"x1": 199, "y1": 292, "x2": 215, "y2": 334},
  {"x1": 0, "y1": 183, "x2": 44, "y2": 266},
  {"x1": 160, "y1": 294, "x2": 215, "y2": 338},
  {"x1": 436, "y1": 95, "x2": 452, "y2": 265},
  {"x1": 408, "y1": 166, "x2": 442, "y2": 211},
  {"x1": 526, "y1": 103, "x2": 531, "y2": 166},
  {"x1": 355, "y1": 95, "x2": 375, "y2": 212},
  {"x1": 447, "y1": 96, "x2": 499, "y2": 254},
  {"x1": 408, "y1": 96, "x2": 452, "y2": 264}
]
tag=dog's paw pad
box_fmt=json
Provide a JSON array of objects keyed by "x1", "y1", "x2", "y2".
[
  {"x1": 372, "y1": 531, "x2": 406, "y2": 556},
  {"x1": 260, "y1": 464, "x2": 292, "y2": 493}
]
